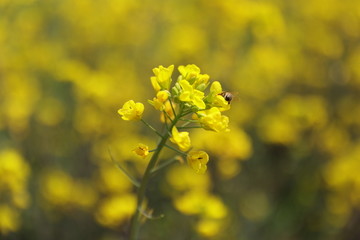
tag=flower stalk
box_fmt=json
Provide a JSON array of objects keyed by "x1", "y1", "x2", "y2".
[{"x1": 129, "y1": 112, "x2": 181, "y2": 240}]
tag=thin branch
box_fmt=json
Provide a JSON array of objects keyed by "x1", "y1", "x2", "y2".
[
  {"x1": 141, "y1": 119, "x2": 163, "y2": 138},
  {"x1": 169, "y1": 99, "x2": 177, "y2": 118},
  {"x1": 162, "y1": 109, "x2": 174, "y2": 123},
  {"x1": 177, "y1": 126, "x2": 202, "y2": 130},
  {"x1": 179, "y1": 118, "x2": 198, "y2": 123},
  {"x1": 180, "y1": 121, "x2": 191, "y2": 128},
  {"x1": 108, "y1": 148, "x2": 140, "y2": 188},
  {"x1": 164, "y1": 144, "x2": 187, "y2": 156},
  {"x1": 150, "y1": 157, "x2": 180, "y2": 174}
]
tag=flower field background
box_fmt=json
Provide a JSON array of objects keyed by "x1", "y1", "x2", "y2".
[{"x1": 1, "y1": 0, "x2": 360, "y2": 239}]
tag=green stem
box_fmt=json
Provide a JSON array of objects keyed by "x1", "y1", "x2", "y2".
[
  {"x1": 181, "y1": 121, "x2": 191, "y2": 128},
  {"x1": 108, "y1": 148, "x2": 140, "y2": 188},
  {"x1": 179, "y1": 118, "x2": 198, "y2": 123},
  {"x1": 150, "y1": 157, "x2": 179, "y2": 174},
  {"x1": 177, "y1": 126, "x2": 202, "y2": 129},
  {"x1": 141, "y1": 119, "x2": 163, "y2": 138},
  {"x1": 129, "y1": 116, "x2": 181, "y2": 240},
  {"x1": 164, "y1": 144, "x2": 187, "y2": 156},
  {"x1": 180, "y1": 110, "x2": 193, "y2": 117},
  {"x1": 169, "y1": 98, "x2": 177, "y2": 118},
  {"x1": 162, "y1": 109, "x2": 173, "y2": 123}
]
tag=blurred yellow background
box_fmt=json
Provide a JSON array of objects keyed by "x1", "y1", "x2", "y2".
[{"x1": 1, "y1": 0, "x2": 360, "y2": 239}]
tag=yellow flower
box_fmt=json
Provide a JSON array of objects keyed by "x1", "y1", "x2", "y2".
[
  {"x1": 213, "y1": 95, "x2": 230, "y2": 111},
  {"x1": 179, "y1": 80, "x2": 206, "y2": 109},
  {"x1": 179, "y1": 64, "x2": 201, "y2": 81},
  {"x1": 150, "y1": 65, "x2": 174, "y2": 92},
  {"x1": 132, "y1": 143, "x2": 149, "y2": 159},
  {"x1": 148, "y1": 90, "x2": 169, "y2": 110},
  {"x1": 187, "y1": 151, "x2": 209, "y2": 174},
  {"x1": 170, "y1": 126, "x2": 191, "y2": 151},
  {"x1": 118, "y1": 100, "x2": 144, "y2": 121},
  {"x1": 198, "y1": 107, "x2": 230, "y2": 132},
  {"x1": 205, "y1": 81, "x2": 230, "y2": 111},
  {"x1": 178, "y1": 64, "x2": 210, "y2": 87},
  {"x1": 210, "y1": 81, "x2": 222, "y2": 94}
]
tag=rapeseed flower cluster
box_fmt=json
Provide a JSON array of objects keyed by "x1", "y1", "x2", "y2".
[
  {"x1": 118, "y1": 64, "x2": 231, "y2": 174},
  {"x1": 117, "y1": 64, "x2": 232, "y2": 239}
]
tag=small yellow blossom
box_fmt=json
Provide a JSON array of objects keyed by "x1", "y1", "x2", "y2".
[
  {"x1": 178, "y1": 64, "x2": 210, "y2": 87},
  {"x1": 187, "y1": 151, "x2": 209, "y2": 174},
  {"x1": 170, "y1": 126, "x2": 191, "y2": 151},
  {"x1": 157, "y1": 90, "x2": 169, "y2": 102},
  {"x1": 148, "y1": 90, "x2": 169, "y2": 110},
  {"x1": 195, "y1": 74, "x2": 210, "y2": 88},
  {"x1": 205, "y1": 81, "x2": 230, "y2": 111},
  {"x1": 150, "y1": 65, "x2": 174, "y2": 92},
  {"x1": 179, "y1": 64, "x2": 201, "y2": 81},
  {"x1": 132, "y1": 143, "x2": 149, "y2": 159},
  {"x1": 198, "y1": 107, "x2": 230, "y2": 132},
  {"x1": 210, "y1": 81, "x2": 222, "y2": 94},
  {"x1": 213, "y1": 95, "x2": 230, "y2": 111},
  {"x1": 118, "y1": 100, "x2": 144, "y2": 121},
  {"x1": 179, "y1": 80, "x2": 206, "y2": 109}
]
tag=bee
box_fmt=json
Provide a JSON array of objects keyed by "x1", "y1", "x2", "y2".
[{"x1": 219, "y1": 91, "x2": 234, "y2": 104}]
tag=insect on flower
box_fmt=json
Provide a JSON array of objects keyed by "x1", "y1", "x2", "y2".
[{"x1": 219, "y1": 91, "x2": 235, "y2": 104}]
